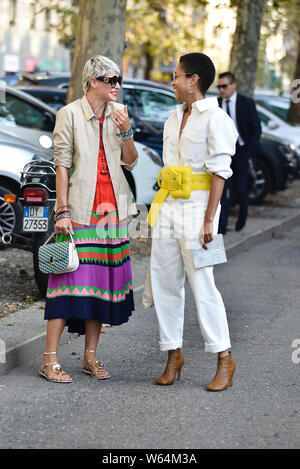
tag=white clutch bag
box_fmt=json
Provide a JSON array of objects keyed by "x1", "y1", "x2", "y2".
[{"x1": 192, "y1": 234, "x2": 227, "y2": 269}]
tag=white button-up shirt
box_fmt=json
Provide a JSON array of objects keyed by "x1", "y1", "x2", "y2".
[
  {"x1": 221, "y1": 91, "x2": 245, "y2": 146},
  {"x1": 163, "y1": 97, "x2": 238, "y2": 180}
]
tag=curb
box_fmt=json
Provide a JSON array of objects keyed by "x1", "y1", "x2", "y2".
[
  {"x1": 0, "y1": 303, "x2": 69, "y2": 377},
  {"x1": 225, "y1": 210, "x2": 300, "y2": 258},
  {"x1": 1, "y1": 209, "x2": 300, "y2": 377}
]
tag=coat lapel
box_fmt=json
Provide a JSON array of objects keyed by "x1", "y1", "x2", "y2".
[{"x1": 235, "y1": 94, "x2": 242, "y2": 131}]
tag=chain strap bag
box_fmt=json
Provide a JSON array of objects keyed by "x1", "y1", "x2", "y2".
[{"x1": 38, "y1": 231, "x2": 79, "y2": 275}]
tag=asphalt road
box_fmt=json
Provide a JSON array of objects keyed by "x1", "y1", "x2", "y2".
[{"x1": 0, "y1": 223, "x2": 300, "y2": 450}]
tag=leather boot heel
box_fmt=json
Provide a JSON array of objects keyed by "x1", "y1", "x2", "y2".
[
  {"x1": 156, "y1": 349, "x2": 184, "y2": 386},
  {"x1": 206, "y1": 351, "x2": 236, "y2": 392}
]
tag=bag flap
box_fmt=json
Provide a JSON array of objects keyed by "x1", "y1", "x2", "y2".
[{"x1": 38, "y1": 241, "x2": 70, "y2": 264}]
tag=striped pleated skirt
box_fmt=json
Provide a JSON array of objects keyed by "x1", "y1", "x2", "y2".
[{"x1": 44, "y1": 210, "x2": 134, "y2": 335}]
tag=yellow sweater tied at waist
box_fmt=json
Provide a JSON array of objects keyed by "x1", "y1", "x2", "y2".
[{"x1": 147, "y1": 166, "x2": 212, "y2": 227}]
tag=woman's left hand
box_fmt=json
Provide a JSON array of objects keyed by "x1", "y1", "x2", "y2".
[
  {"x1": 200, "y1": 220, "x2": 214, "y2": 250},
  {"x1": 112, "y1": 105, "x2": 131, "y2": 133}
]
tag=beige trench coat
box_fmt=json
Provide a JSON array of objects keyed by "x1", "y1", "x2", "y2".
[{"x1": 53, "y1": 95, "x2": 138, "y2": 225}]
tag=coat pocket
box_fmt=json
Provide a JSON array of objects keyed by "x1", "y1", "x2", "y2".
[{"x1": 182, "y1": 131, "x2": 207, "y2": 163}]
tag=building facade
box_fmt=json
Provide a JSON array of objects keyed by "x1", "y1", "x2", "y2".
[{"x1": 0, "y1": 0, "x2": 71, "y2": 76}]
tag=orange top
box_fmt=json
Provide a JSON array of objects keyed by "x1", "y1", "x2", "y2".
[{"x1": 92, "y1": 113, "x2": 117, "y2": 215}]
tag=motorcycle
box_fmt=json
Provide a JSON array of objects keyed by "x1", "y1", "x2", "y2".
[{"x1": 18, "y1": 160, "x2": 56, "y2": 296}]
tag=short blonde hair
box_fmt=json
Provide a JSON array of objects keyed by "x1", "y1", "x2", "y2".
[{"x1": 81, "y1": 55, "x2": 120, "y2": 93}]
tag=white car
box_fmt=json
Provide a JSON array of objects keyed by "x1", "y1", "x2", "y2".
[
  {"x1": 0, "y1": 132, "x2": 51, "y2": 237},
  {"x1": 0, "y1": 82, "x2": 55, "y2": 155},
  {"x1": 131, "y1": 142, "x2": 162, "y2": 205},
  {"x1": 256, "y1": 104, "x2": 300, "y2": 157}
]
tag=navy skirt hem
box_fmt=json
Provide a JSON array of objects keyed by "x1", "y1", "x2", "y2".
[{"x1": 44, "y1": 291, "x2": 134, "y2": 335}]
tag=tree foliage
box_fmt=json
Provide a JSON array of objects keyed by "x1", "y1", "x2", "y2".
[
  {"x1": 41, "y1": 0, "x2": 208, "y2": 79},
  {"x1": 260, "y1": 0, "x2": 300, "y2": 81},
  {"x1": 259, "y1": 0, "x2": 300, "y2": 123},
  {"x1": 125, "y1": 0, "x2": 208, "y2": 78},
  {"x1": 40, "y1": 0, "x2": 300, "y2": 121}
]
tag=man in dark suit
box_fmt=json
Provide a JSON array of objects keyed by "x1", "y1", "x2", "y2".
[{"x1": 217, "y1": 72, "x2": 261, "y2": 233}]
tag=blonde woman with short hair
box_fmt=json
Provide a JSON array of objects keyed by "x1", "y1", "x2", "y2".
[{"x1": 39, "y1": 55, "x2": 138, "y2": 383}]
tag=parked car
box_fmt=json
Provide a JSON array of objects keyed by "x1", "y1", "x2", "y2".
[
  {"x1": 254, "y1": 92, "x2": 291, "y2": 122},
  {"x1": 255, "y1": 103, "x2": 300, "y2": 168},
  {"x1": 248, "y1": 133, "x2": 297, "y2": 204},
  {"x1": 17, "y1": 86, "x2": 67, "y2": 112},
  {"x1": 0, "y1": 73, "x2": 21, "y2": 86},
  {"x1": 0, "y1": 83, "x2": 55, "y2": 154},
  {"x1": 123, "y1": 79, "x2": 176, "y2": 156},
  {"x1": 5, "y1": 71, "x2": 71, "y2": 89},
  {"x1": 0, "y1": 132, "x2": 52, "y2": 248}
]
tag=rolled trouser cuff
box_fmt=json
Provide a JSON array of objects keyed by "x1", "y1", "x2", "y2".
[
  {"x1": 159, "y1": 340, "x2": 182, "y2": 352},
  {"x1": 205, "y1": 341, "x2": 231, "y2": 354}
]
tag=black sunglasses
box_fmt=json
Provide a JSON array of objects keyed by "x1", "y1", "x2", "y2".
[
  {"x1": 95, "y1": 75, "x2": 122, "y2": 87},
  {"x1": 217, "y1": 83, "x2": 233, "y2": 89}
]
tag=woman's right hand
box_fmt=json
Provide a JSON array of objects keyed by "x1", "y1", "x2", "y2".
[{"x1": 55, "y1": 217, "x2": 74, "y2": 236}]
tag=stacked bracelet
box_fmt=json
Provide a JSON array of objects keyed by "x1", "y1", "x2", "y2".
[
  {"x1": 54, "y1": 206, "x2": 71, "y2": 222},
  {"x1": 118, "y1": 128, "x2": 134, "y2": 141},
  {"x1": 54, "y1": 212, "x2": 71, "y2": 222}
]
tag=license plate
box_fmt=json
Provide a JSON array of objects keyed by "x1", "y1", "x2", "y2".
[{"x1": 23, "y1": 206, "x2": 49, "y2": 232}]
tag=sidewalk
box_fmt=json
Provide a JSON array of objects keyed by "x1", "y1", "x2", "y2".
[{"x1": 1, "y1": 181, "x2": 300, "y2": 376}]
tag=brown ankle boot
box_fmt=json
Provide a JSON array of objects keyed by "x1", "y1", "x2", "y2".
[
  {"x1": 206, "y1": 351, "x2": 236, "y2": 392},
  {"x1": 156, "y1": 349, "x2": 184, "y2": 385}
]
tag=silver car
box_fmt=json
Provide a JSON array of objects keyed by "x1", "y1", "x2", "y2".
[
  {"x1": 0, "y1": 132, "x2": 51, "y2": 239},
  {"x1": 0, "y1": 82, "x2": 55, "y2": 155}
]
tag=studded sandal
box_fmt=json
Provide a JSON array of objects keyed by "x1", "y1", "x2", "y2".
[
  {"x1": 81, "y1": 349, "x2": 111, "y2": 380},
  {"x1": 39, "y1": 352, "x2": 73, "y2": 383}
]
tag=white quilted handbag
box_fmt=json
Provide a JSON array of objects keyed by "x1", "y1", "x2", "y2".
[{"x1": 38, "y1": 231, "x2": 79, "y2": 275}]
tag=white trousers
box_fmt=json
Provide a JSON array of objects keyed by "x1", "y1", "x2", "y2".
[{"x1": 150, "y1": 193, "x2": 231, "y2": 354}]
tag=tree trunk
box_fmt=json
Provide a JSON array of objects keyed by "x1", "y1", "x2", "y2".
[
  {"x1": 229, "y1": 0, "x2": 265, "y2": 97},
  {"x1": 287, "y1": 29, "x2": 300, "y2": 125},
  {"x1": 67, "y1": 0, "x2": 127, "y2": 104},
  {"x1": 144, "y1": 48, "x2": 154, "y2": 80}
]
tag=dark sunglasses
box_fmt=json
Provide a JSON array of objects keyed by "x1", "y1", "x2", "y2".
[
  {"x1": 217, "y1": 83, "x2": 233, "y2": 89},
  {"x1": 95, "y1": 75, "x2": 123, "y2": 87}
]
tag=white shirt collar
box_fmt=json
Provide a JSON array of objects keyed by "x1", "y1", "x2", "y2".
[
  {"x1": 223, "y1": 91, "x2": 237, "y2": 104},
  {"x1": 175, "y1": 96, "x2": 219, "y2": 121},
  {"x1": 194, "y1": 96, "x2": 219, "y2": 112}
]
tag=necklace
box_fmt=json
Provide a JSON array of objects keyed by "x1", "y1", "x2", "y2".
[{"x1": 99, "y1": 111, "x2": 108, "y2": 175}]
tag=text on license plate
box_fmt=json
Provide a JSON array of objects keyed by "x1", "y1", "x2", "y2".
[{"x1": 23, "y1": 206, "x2": 49, "y2": 231}]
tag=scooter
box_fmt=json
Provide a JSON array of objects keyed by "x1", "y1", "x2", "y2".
[{"x1": 1, "y1": 160, "x2": 56, "y2": 297}]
